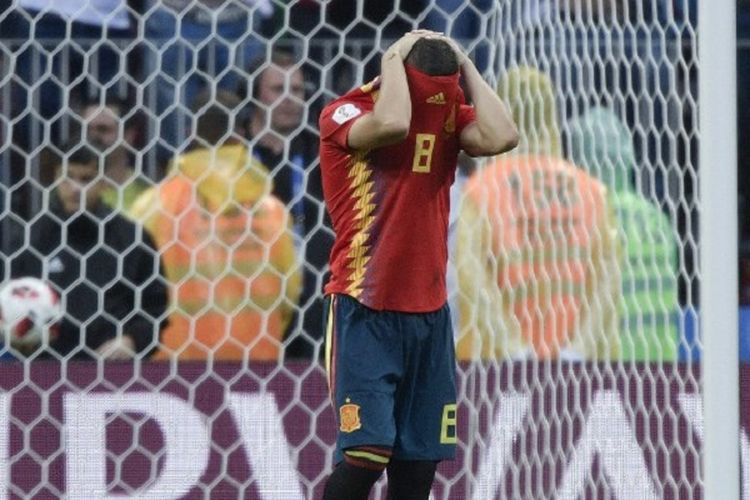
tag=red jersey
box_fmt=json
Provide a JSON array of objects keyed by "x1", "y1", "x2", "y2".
[{"x1": 319, "y1": 67, "x2": 476, "y2": 312}]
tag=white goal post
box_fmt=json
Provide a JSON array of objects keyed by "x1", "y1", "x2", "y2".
[{"x1": 699, "y1": 0, "x2": 740, "y2": 498}]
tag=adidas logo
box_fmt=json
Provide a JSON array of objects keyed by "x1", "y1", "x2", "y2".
[{"x1": 426, "y1": 92, "x2": 446, "y2": 105}]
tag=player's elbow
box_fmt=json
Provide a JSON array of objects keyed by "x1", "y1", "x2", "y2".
[
  {"x1": 461, "y1": 123, "x2": 519, "y2": 157},
  {"x1": 505, "y1": 128, "x2": 521, "y2": 151},
  {"x1": 486, "y1": 127, "x2": 519, "y2": 156}
]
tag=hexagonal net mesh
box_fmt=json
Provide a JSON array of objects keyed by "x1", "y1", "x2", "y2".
[{"x1": 0, "y1": 0, "x2": 707, "y2": 498}]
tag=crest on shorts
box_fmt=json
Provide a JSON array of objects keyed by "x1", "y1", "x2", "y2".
[{"x1": 339, "y1": 398, "x2": 362, "y2": 433}]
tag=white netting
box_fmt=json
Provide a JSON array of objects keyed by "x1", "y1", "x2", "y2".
[{"x1": 0, "y1": 0, "x2": 721, "y2": 498}]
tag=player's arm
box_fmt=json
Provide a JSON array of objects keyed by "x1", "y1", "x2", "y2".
[
  {"x1": 346, "y1": 32, "x2": 427, "y2": 151},
  {"x1": 443, "y1": 39, "x2": 519, "y2": 157}
]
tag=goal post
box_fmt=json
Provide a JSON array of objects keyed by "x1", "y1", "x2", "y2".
[
  {"x1": 699, "y1": 0, "x2": 740, "y2": 498},
  {"x1": 0, "y1": 1, "x2": 742, "y2": 498}
]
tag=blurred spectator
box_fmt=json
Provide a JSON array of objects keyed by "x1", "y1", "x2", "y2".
[
  {"x1": 454, "y1": 67, "x2": 621, "y2": 360},
  {"x1": 130, "y1": 89, "x2": 301, "y2": 361},
  {"x1": 5, "y1": 0, "x2": 134, "y2": 149},
  {"x1": 569, "y1": 106, "x2": 679, "y2": 361},
  {"x1": 77, "y1": 97, "x2": 151, "y2": 211},
  {"x1": 239, "y1": 48, "x2": 333, "y2": 359},
  {"x1": 495, "y1": 1, "x2": 697, "y2": 308},
  {"x1": 242, "y1": 49, "x2": 308, "y2": 213},
  {"x1": 10, "y1": 143, "x2": 167, "y2": 360},
  {"x1": 143, "y1": 0, "x2": 273, "y2": 163}
]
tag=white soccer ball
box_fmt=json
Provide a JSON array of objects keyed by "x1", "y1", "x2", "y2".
[{"x1": 0, "y1": 277, "x2": 62, "y2": 347}]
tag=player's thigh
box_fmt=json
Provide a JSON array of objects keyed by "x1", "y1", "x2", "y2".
[
  {"x1": 393, "y1": 304, "x2": 457, "y2": 461},
  {"x1": 324, "y1": 294, "x2": 403, "y2": 455}
]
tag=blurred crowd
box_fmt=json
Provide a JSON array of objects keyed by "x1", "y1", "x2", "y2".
[{"x1": 0, "y1": 0, "x2": 743, "y2": 363}]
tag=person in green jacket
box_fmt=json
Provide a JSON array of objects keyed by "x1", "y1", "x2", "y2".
[{"x1": 568, "y1": 107, "x2": 680, "y2": 361}]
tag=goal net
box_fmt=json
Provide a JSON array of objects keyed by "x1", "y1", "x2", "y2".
[{"x1": 0, "y1": 0, "x2": 726, "y2": 498}]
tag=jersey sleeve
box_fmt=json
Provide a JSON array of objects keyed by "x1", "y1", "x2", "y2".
[
  {"x1": 319, "y1": 100, "x2": 367, "y2": 150},
  {"x1": 456, "y1": 104, "x2": 477, "y2": 136}
]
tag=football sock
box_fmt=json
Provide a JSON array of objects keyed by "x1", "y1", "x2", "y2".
[
  {"x1": 321, "y1": 460, "x2": 384, "y2": 500},
  {"x1": 386, "y1": 459, "x2": 438, "y2": 500}
]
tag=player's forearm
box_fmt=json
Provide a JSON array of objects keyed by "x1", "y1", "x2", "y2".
[
  {"x1": 371, "y1": 52, "x2": 412, "y2": 140},
  {"x1": 463, "y1": 62, "x2": 519, "y2": 154}
]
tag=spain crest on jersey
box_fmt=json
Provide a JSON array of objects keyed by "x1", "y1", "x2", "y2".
[{"x1": 339, "y1": 400, "x2": 362, "y2": 433}]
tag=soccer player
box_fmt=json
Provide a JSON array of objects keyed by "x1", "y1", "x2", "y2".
[{"x1": 318, "y1": 30, "x2": 518, "y2": 499}]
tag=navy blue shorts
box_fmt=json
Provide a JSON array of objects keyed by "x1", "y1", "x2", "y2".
[{"x1": 324, "y1": 294, "x2": 457, "y2": 463}]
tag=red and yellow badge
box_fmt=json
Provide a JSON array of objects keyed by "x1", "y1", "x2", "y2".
[{"x1": 339, "y1": 398, "x2": 362, "y2": 433}]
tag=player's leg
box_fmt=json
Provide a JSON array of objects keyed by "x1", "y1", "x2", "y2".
[
  {"x1": 322, "y1": 445, "x2": 393, "y2": 500},
  {"x1": 385, "y1": 459, "x2": 438, "y2": 500},
  {"x1": 389, "y1": 302, "x2": 458, "y2": 496},
  {"x1": 322, "y1": 294, "x2": 402, "y2": 499}
]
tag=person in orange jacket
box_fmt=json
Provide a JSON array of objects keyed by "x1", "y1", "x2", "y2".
[
  {"x1": 454, "y1": 67, "x2": 621, "y2": 361},
  {"x1": 130, "y1": 90, "x2": 301, "y2": 361}
]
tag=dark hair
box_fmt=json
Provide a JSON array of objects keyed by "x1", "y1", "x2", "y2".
[
  {"x1": 189, "y1": 89, "x2": 242, "y2": 146},
  {"x1": 405, "y1": 38, "x2": 459, "y2": 76}
]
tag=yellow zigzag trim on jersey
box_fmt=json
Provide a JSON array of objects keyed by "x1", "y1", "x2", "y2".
[{"x1": 346, "y1": 155, "x2": 376, "y2": 298}]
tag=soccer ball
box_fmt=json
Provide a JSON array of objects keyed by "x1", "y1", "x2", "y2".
[{"x1": 0, "y1": 277, "x2": 62, "y2": 347}]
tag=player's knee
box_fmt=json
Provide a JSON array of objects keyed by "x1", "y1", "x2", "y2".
[
  {"x1": 321, "y1": 447, "x2": 392, "y2": 500},
  {"x1": 343, "y1": 445, "x2": 393, "y2": 472}
]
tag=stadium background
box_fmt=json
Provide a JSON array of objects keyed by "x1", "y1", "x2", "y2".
[{"x1": 0, "y1": 0, "x2": 746, "y2": 498}]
